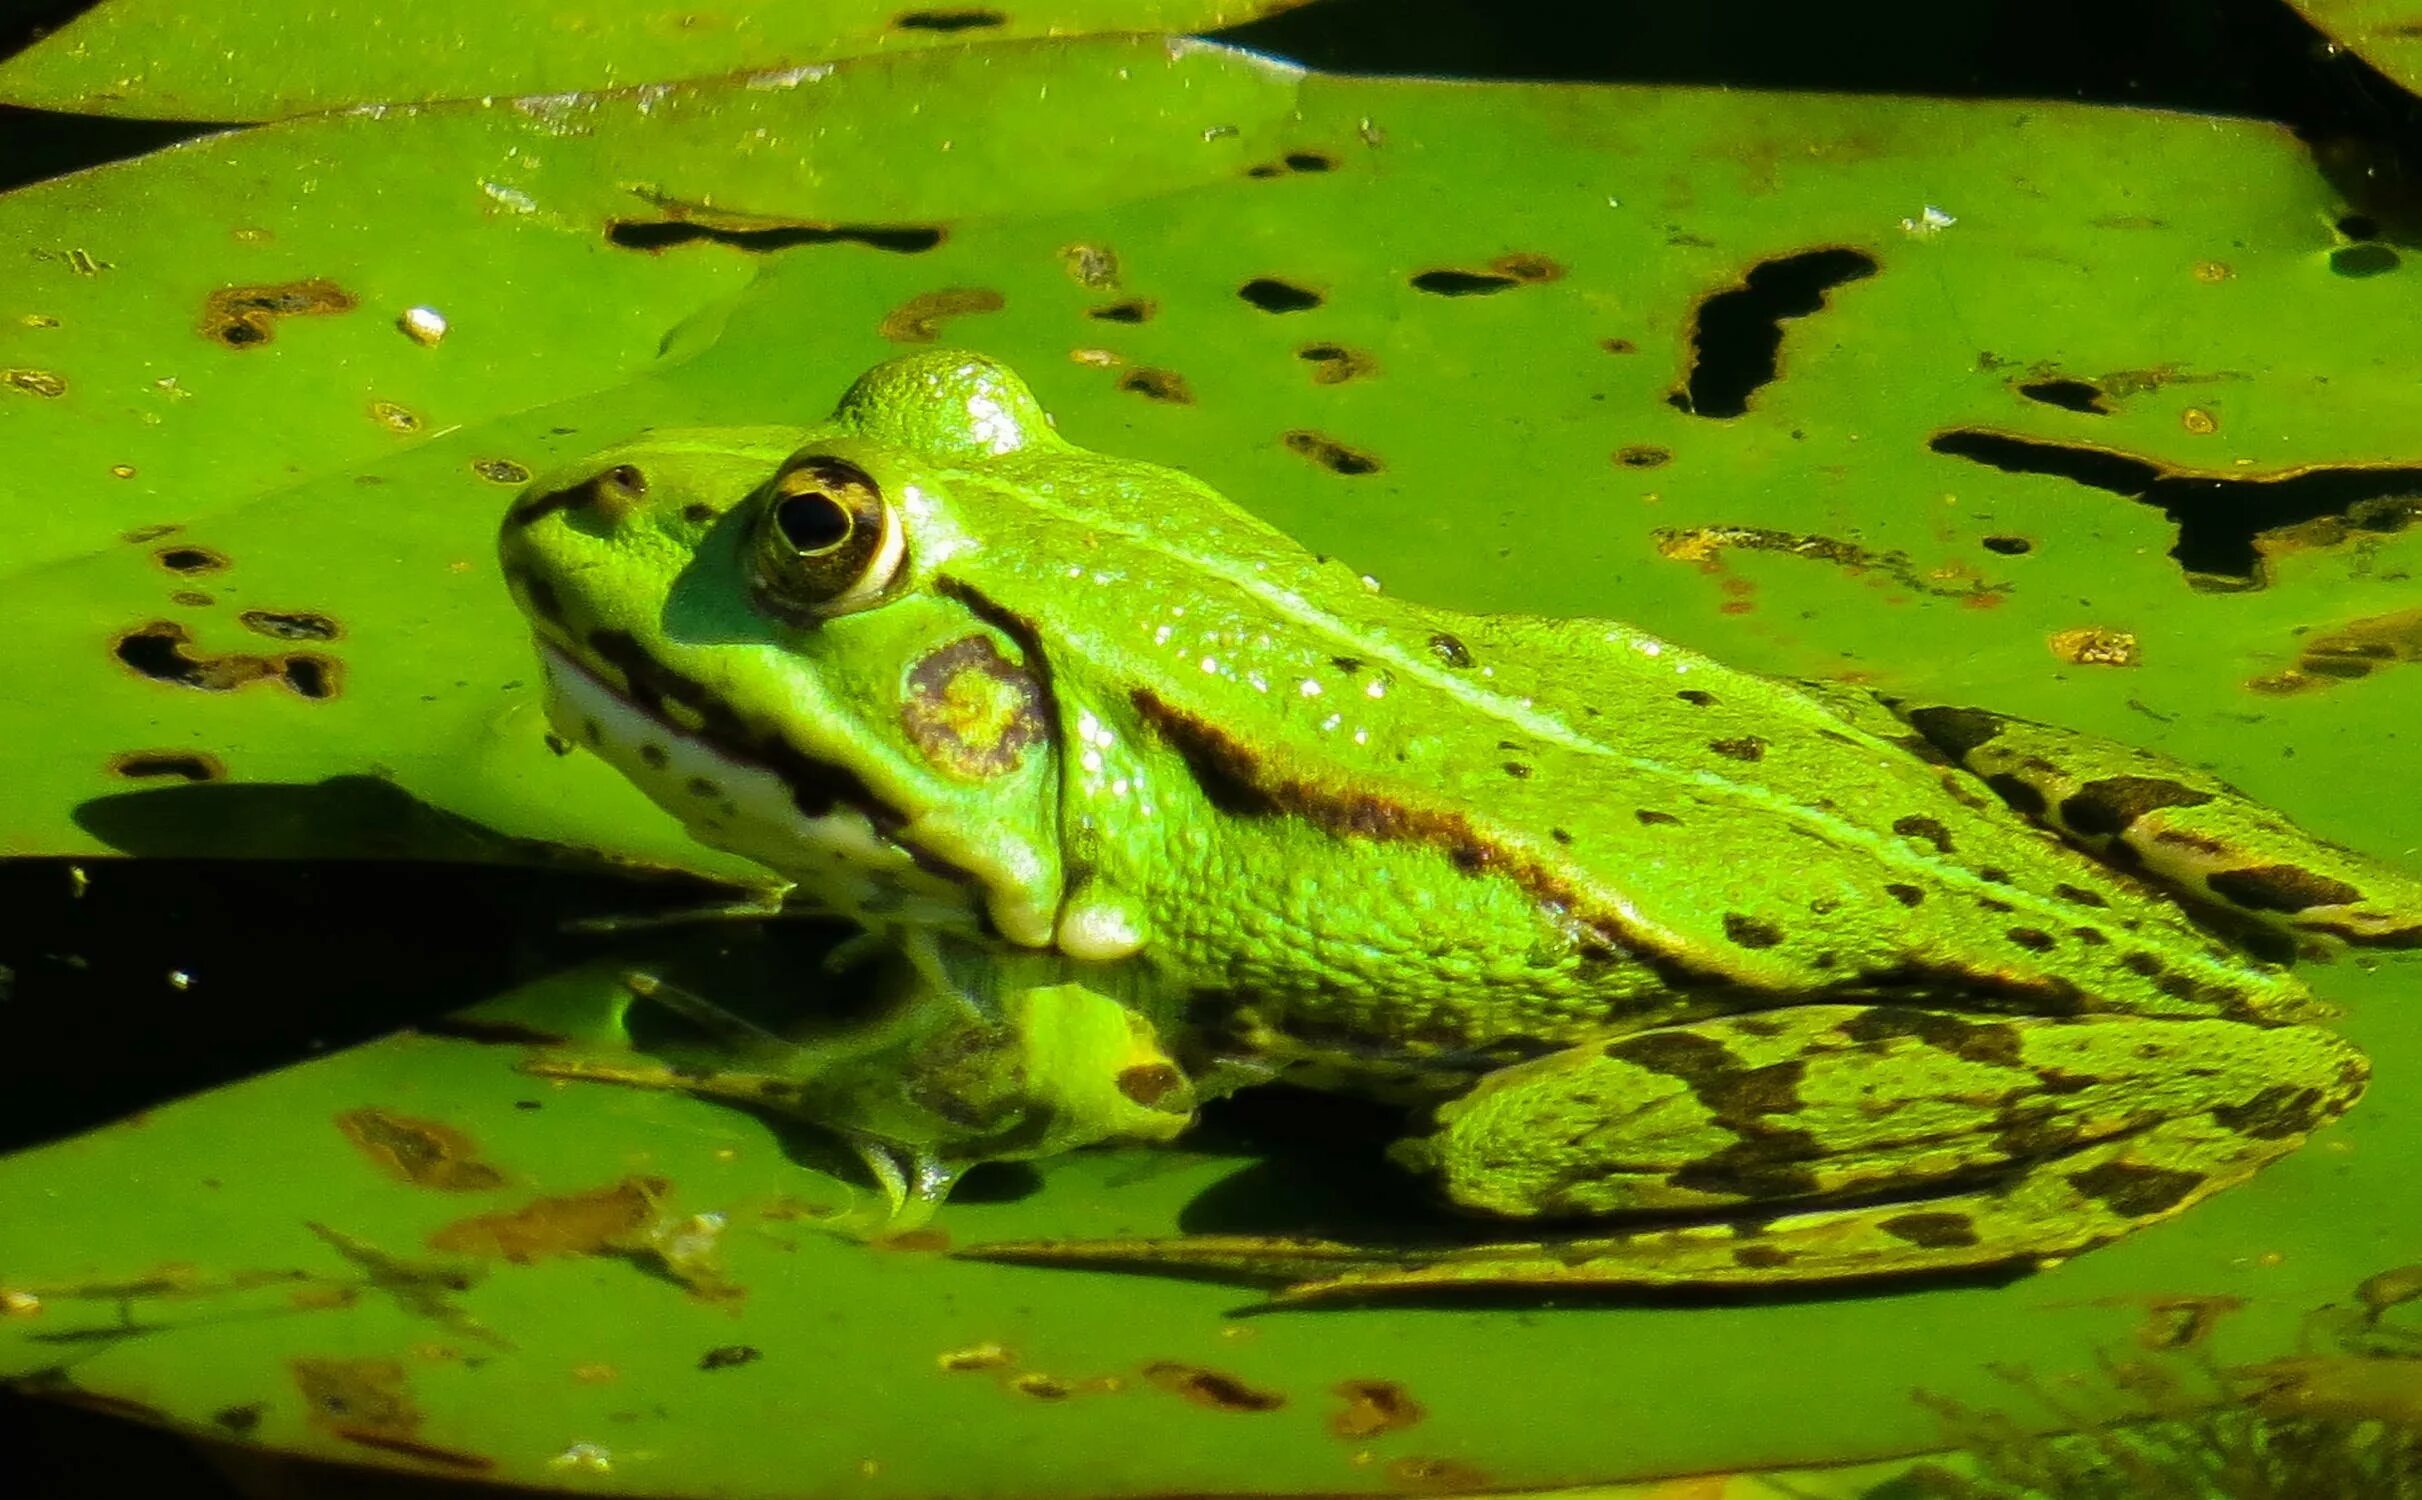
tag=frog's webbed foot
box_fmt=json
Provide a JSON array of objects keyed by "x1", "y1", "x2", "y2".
[
  {"x1": 1873, "y1": 697, "x2": 2422, "y2": 952},
  {"x1": 964, "y1": 1005, "x2": 2369, "y2": 1303}
]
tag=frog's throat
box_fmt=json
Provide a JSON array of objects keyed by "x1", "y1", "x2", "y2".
[{"x1": 534, "y1": 640, "x2": 1057, "y2": 948}]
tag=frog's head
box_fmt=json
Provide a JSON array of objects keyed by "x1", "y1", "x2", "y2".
[{"x1": 497, "y1": 351, "x2": 1082, "y2": 949}]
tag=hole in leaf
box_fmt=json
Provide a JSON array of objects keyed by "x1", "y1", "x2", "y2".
[
  {"x1": 1238, "y1": 278, "x2": 1323, "y2": 313},
  {"x1": 608, "y1": 221, "x2": 944, "y2": 255},
  {"x1": 1669, "y1": 247, "x2": 1878, "y2": 418}
]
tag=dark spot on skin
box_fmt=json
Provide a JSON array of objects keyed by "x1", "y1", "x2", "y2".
[
  {"x1": 108, "y1": 749, "x2": 226, "y2": 782},
  {"x1": 698, "y1": 1345, "x2": 762, "y2": 1371},
  {"x1": 1721, "y1": 913, "x2": 1784, "y2": 948},
  {"x1": 1884, "y1": 883, "x2": 1925, "y2": 906},
  {"x1": 1708, "y1": 736, "x2": 1766, "y2": 763},
  {"x1": 1502, "y1": 761, "x2": 1532, "y2": 779},
  {"x1": 171, "y1": 590, "x2": 213, "y2": 607},
  {"x1": 1550, "y1": 827, "x2": 1573, "y2": 843},
  {"x1": 201, "y1": 278, "x2": 357, "y2": 348},
  {"x1": 1298, "y1": 342, "x2": 1376, "y2": 384},
  {"x1": 607, "y1": 220, "x2": 944, "y2": 255},
  {"x1": 2210, "y1": 1085, "x2": 2330, "y2": 1141},
  {"x1": 1983, "y1": 772, "x2": 2049, "y2": 818},
  {"x1": 1976, "y1": 897, "x2": 2015, "y2": 913},
  {"x1": 880, "y1": 287, "x2": 1005, "y2": 343},
  {"x1": 1878, "y1": 1212, "x2": 1982, "y2": 1248},
  {"x1": 1676, "y1": 689, "x2": 1718, "y2": 706},
  {"x1": 1978, "y1": 866, "x2": 2012, "y2": 884},
  {"x1": 681, "y1": 502, "x2": 719, "y2": 524},
  {"x1": 1842, "y1": 1007, "x2": 2024, "y2": 1068},
  {"x1": 1982, "y1": 535, "x2": 2033, "y2": 555},
  {"x1": 2072, "y1": 927, "x2": 2110, "y2": 945},
  {"x1": 2121, "y1": 952, "x2": 2165, "y2": 977},
  {"x1": 1669, "y1": 247, "x2": 1877, "y2": 418},
  {"x1": 238, "y1": 610, "x2": 340, "y2": 642},
  {"x1": 2206, "y1": 864, "x2": 2366, "y2": 913},
  {"x1": 2052, "y1": 883, "x2": 2109, "y2": 908},
  {"x1": 155, "y1": 546, "x2": 229, "y2": 575},
  {"x1": 472, "y1": 458, "x2": 531, "y2": 484},
  {"x1": 1329, "y1": 656, "x2": 1364, "y2": 674},
  {"x1": 2005, "y1": 927, "x2": 2057, "y2": 951},
  {"x1": 637, "y1": 744, "x2": 669, "y2": 770},
  {"x1": 1614, "y1": 445, "x2": 1671, "y2": 468},
  {"x1": 1117, "y1": 367, "x2": 1194, "y2": 404},
  {"x1": 1426, "y1": 632, "x2": 1473, "y2": 668},
  {"x1": 1141, "y1": 1362, "x2": 1286, "y2": 1413},
  {"x1": 1731, "y1": 1244, "x2": 1796, "y2": 1269},
  {"x1": 2061, "y1": 776, "x2": 2217, "y2": 836},
  {"x1": 2066, "y1": 1161, "x2": 2207, "y2": 1218},
  {"x1": 1238, "y1": 277, "x2": 1323, "y2": 313},
  {"x1": 1282, "y1": 430, "x2": 1382, "y2": 475},
  {"x1": 1892, "y1": 815, "x2": 1954, "y2": 854},
  {"x1": 1088, "y1": 297, "x2": 1155, "y2": 323},
  {"x1": 1903, "y1": 705, "x2": 2005, "y2": 759},
  {"x1": 213, "y1": 1404, "x2": 266, "y2": 1436},
  {"x1": 899, "y1": 634, "x2": 1046, "y2": 781},
  {"x1": 1116, "y1": 1064, "x2": 1186, "y2": 1108},
  {"x1": 113, "y1": 620, "x2": 341, "y2": 699},
  {"x1": 893, "y1": 8, "x2": 1004, "y2": 31},
  {"x1": 2018, "y1": 378, "x2": 2110, "y2": 414}
]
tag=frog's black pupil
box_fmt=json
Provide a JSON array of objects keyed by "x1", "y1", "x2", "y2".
[{"x1": 775, "y1": 492, "x2": 851, "y2": 552}]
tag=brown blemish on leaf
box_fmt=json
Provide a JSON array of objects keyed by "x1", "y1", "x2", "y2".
[
  {"x1": 1408, "y1": 253, "x2": 1563, "y2": 296},
  {"x1": 291, "y1": 1357, "x2": 491, "y2": 1470},
  {"x1": 2048, "y1": 626, "x2": 2140, "y2": 666},
  {"x1": 3, "y1": 367, "x2": 65, "y2": 397},
  {"x1": 699, "y1": 1344, "x2": 761, "y2": 1371},
  {"x1": 122, "y1": 523, "x2": 182, "y2": 544},
  {"x1": 900, "y1": 634, "x2": 1046, "y2": 780},
  {"x1": 239, "y1": 609, "x2": 341, "y2": 642},
  {"x1": 1614, "y1": 444, "x2": 1671, "y2": 468},
  {"x1": 870, "y1": 1226, "x2": 952, "y2": 1253},
  {"x1": 1058, "y1": 241, "x2": 1120, "y2": 288},
  {"x1": 201, "y1": 278, "x2": 357, "y2": 349},
  {"x1": 1653, "y1": 524, "x2": 2008, "y2": 603},
  {"x1": 107, "y1": 750, "x2": 226, "y2": 782},
  {"x1": 154, "y1": 545, "x2": 229, "y2": 575},
  {"x1": 336, "y1": 1108, "x2": 506, "y2": 1192},
  {"x1": 472, "y1": 458, "x2": 531, "y2": 484},
  {"x1": 370, "y1": 399, "x2": 421, "y2": 433},
  {"x1": 1237, "y1": 277, "x2": 1323, "y2": 313},
  {"x1": 894, "y1": 8, "x2": 1005, "y2": 32},
  {"x1": 1142, "y1": 1361, "x2": 1286, "y2": 1413},
  {"x1": 879, "y1": 287, "x2": 1005, "y2": 343},
  {"x1": 1298, "y1": 342, "x2": 1376, "y2": 384},
  {"x1": 1282, "y1": 430, "x2": 1382, "y2": 476},
  {"x1": 1247, "y1": 150, "x2": 1339, "y2": 177},
  {"x1": 2182, "y1": 406, "x2": 2218, "y2": 435},
  {"x1": 1386, "y1": 1456, "x2": 1490, "y2": 1492},
  {"x1": 1329, "y1": 1378, "x2": 1425, "y2": 1438},
  {"x1": 2133, "y1": 1294, "x2": 2242, "y2": 1351},
  {"x1": 2247, "y1": 608, "x2": 2422, "y2": 695},
  {"x1": 113, "y1": 620, "x2": 342, "y2": 699},
  {"x1": 937, "y1": 1341, "x2": 1015, "y2": 1372},
  {"x1": 1117, "y1": 367, "x2": 1194, "y2": 404},
  {"x1": 1634, "y1": 808, "x2": 1682, "y2": 826},
  {"x1": 427, "y1": 1176, "x2": 664, "y2": 1262}
]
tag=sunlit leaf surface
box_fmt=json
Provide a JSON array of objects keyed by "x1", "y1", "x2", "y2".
[{"x1": 5, "y1": 30, "x2": 2421, "y2": 1495}]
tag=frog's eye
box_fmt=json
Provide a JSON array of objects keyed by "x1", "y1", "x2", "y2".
[{"x1": 748, "y1": 455, "x2": 906, "y2": 621}]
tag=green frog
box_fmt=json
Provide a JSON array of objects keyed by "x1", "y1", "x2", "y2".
[{"x1": 498, "y1": 350, "x2": 2417, "y2": 1302}]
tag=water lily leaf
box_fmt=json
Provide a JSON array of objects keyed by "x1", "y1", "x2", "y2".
[
  {"x1": 2286, "y1": 0, "x2": 2422, "y2": 95},
  {"x1": 1, "y1": 950, "x2": 2414, "y2": 1495},
  {"x1": 0, "y1": 0, "x2": 1314, "y2": 121},
  {"x1": 7, "y1": 34, "x2": 2422, "y2": 1489}
]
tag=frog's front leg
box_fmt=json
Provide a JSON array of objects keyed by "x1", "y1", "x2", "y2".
[
  {"x1": 1870, "y1": 696, "x2": 2422, "y2": 951},
  {"x1": 1344, "y1": 1003, "x2": 2366, "y2": 1297},
  {"x1": 523, "y1": 972, "x2": 1198, "y2": 1227}
]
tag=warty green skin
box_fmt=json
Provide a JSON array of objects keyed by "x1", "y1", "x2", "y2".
[{"x1": 497, "y1": 351, "x2": 2407, "y2": 1292}]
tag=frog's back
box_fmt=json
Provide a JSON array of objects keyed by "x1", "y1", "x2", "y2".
[{"x1": 963, "y1": 457, "x2": 2307, "y2": 1027}]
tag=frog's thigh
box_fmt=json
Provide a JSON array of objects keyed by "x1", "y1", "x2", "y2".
[
  {"x1": 1404, "y1": 1004, "x2": 2364, "y2": 1245},
  {"x1": 1888, "y1": 701, "x2": 2422, "y2": 948}
]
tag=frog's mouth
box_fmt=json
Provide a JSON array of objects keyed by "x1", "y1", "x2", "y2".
[{"x1": 532, "y1": 637, "x2": 1007, "y2": 934}]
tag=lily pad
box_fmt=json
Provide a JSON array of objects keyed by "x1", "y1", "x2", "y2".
[
  {"x1": 0, "y1": 0, "x2": 1315, "y2": 120},
  {"x1": 2288, "y1": 0, "x2": 2422, "y2": 95},
  {"x1": 7, "y1": 29, "x2": 2422, "y2": 1496}
]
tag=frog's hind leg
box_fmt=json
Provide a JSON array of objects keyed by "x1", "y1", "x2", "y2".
[
  {"x1": 1883, "y1": 700, "x2": 2422, "y2": 951},
  {"x1": 1306, "y1": 1004, "x2": 2368, "y2": 1299}
]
